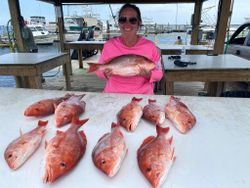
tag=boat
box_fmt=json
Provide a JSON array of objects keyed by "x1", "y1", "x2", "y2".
[
  {"x1": 63, "y1": 14, "x2": 103, "y2": 41},
  {"x1": 27, "y1": 16, "x2": 54, "y2": 45},
  {"x1": 27, "y1": 24, "x2": 54, "y2": 45}
]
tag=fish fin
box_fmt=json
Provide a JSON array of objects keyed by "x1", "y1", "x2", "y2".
[
  {"x1": 72, "y1": 117, "x2": 89, "y2": 127},
  {"x1": 45, "y1": 140, "x2": 47, "y2": 149},
  {"x1": 139, "y1": 136, "x2": 155, "y2": 149},
  {"x1": 64, "y1": 93, "x2": 73, "y2": 99},
  {"x1": 179, "y1": 101, "x2": 188, "y2": 109},
  {"x1": 79, "y1": 93, "x2": 86, "y2": 99},
  {"x1": 111, "y1": 122, "x2": 119, "y2": 129},
  {"x1": 111, "y1": 122, "x2": 123, "y2": 137},
  {"x1": 170, "y1": 95, "x2": 181, "y2": 103},
  {"x1": 97, "y1": 133, "x2": 109, "y2": 143},
  {"x1": 170, "y1": 95, "x2": 176, "y2": 100},
  {"x1": 167, "y1": 136, "x2": 173, "y2": 145},
  {"x1": 70, "y1": 117, "x2": 89, "y2": 132},
  {"x1": 132, "y1": 97, "x2": 143, "y2": 102},
  {"x1": 87, "y1": 63, "x2": 99, "y2": 73},
  {"x1": 148, "y1": 99, "x2": 156, "y2": 104},
  {"x1": 156, "y1": 125, "x2": 170, "y2": 135},
  {"x1": 79, "y1": 131, "x2": 87, "y2": 143},
  {"x1": 171, "y1": 147, "x2": 176, "y2": 161},
  {"x1": 53, "y1": 103, "x2": 58, "y2": 111},
  {"x1": 38, "y1": 120, "x2": 48, "y2": 127},
  {"x1": 56, "y1": 130, "x2": 64, "y2": 135}
]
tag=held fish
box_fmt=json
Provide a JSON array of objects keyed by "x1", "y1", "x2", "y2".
[
  {"x1": 4, "y1": 120, "x2": 48, "y2": 170},
  {"x1": 117, "y1": 97, "x2": 143, "y2": 132},
  {"x1": 92, "y1": 122, "x2": 127, "y2": 177},
  {"x1": 54, "y1": 94, "x2": 86, "y2": 127},
  {"x1": 137, "y1": 125, "x2": 175, "y2": 188},
  {"x1": 43, "y1": 117, "x2": 89, "y2": 183},
  {"x1": 143, "y1": 99, "x2": 165, "y2": 125},
  {"x1": 165, "y1": 96, "x2": 196, "y2": 134},
  {"x1": 88, "y1": 54, "x2": 155, "y2": 77},
  {"x1": 24, "y1": 94, "x2": 72, "y2": 117}
]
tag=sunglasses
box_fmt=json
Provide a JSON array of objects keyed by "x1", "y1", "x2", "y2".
[{"x1": 118, "y1": 16, "x2": 138, "y2": 25}]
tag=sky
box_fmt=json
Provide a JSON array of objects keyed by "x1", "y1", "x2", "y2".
[{"x1": 1, "y1": 0, "x2": 250, "y2": 26}]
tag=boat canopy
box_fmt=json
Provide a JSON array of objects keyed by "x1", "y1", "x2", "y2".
[{"x1": 38, "y1": 0, "x2": 207, "y2": 4}]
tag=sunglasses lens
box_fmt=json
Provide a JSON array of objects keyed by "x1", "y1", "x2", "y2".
[
  {"x1": 118, "y1": 17, "x2": 127, "y2": 24},
  {"x1": 118, "y1": 17, "x2": 138, "y2": 25},
  {"x1": 129, "y1": 17, "x2": 138, "y2": 24}
]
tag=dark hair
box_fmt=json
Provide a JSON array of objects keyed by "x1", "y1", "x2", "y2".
[
  {"x1": 118, "y1": 3, "x2": 142, "y2": 23},
  {"x1": 177, "y1": 36, "x2": 181, "y2": 39},
  {"x1": 19, "y1": 16, "x2": 25, "y2": 26}
]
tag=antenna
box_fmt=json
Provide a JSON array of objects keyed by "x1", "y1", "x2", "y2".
[{"x1": 108, "y1": 4, "x2": 116, "y2": 23}]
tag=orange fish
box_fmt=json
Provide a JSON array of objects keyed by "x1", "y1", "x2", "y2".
[
  {"x1": 137, "y1": 125, "x2": 175, "y2": 188},
  {"x1": 43, "y1": 117, "x2": 89, "y2": 183},
  {"x1": 4, "y1": 120, "x2": 48, "y2": 170},
  {"x1": 87, "y1": 54, "x2": 155, "y2": 77},
  {"x1": 165, "y1": 96, "x2": 196, "y2": 134},
  {"x1": 24, "y1": 94, "x2": 72, "y2": 117},
  {"x1": 92, "y1": 122, "x2": 127, "y2": 177},
  {"x1": 143, "y1": 99, "x2": 165, "y2": 125},
  {"x1": 117, "y1": 97, "x2": 143, "y2": 132},
  {"x1": 54, "y1": 94, "x2": 86, "y2": 127}
]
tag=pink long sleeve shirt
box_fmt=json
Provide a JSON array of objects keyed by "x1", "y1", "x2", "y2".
[{"x1": 96, "y1": 36, "x2": 163, "y2": 94}]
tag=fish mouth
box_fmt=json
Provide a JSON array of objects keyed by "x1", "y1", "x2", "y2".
[
  {"x1": 4, "y1": 152, "x2": 18, "y2": 170},
  {"x1": 43, "y1": 166, "x2": 55, "y2": 183}
]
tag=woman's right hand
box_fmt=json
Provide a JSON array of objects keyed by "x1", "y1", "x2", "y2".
[{"x1": 104, "y1": 68, "x2": 113, "y2": 79}]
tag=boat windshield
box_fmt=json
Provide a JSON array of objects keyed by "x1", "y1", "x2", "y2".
[
  {"x1": 36, "y1": 26, "x2": 44, "y2": 31},
  {"x1": 29, "y1": 27, "x2": 36, "y2": 31}
]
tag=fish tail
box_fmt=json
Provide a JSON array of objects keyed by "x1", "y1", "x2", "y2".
[
  {"x1": 170, "y1": 147, "x2": 176, "y2": 161},
  {"x1": 156, "y1": 124, "x2": 170, "y2": 135},
  {"x1": 170, "y1": 95, "x2": 180, "y2": 102},
  {"x1": 78, "y1": 94, "x2": 86, "y2": 102},
  {"x1": 111, "y1": 122, "x2": 119, "y2": 129},
  {"x1": 87, "y1": 63, "x2": 100, "y2": 73},
  {"x1": 71, "y1": 116, "x2": 89, "y2": 130},
  {"x1": 38, "y1": 120, "x2": 48, "y2": 127},
  {"x1": 148, "y1": 99, "x2": 156, "y2": 104},
  {"x1": 132, "y1": 97, "x2": 143, "y2": 102},
  {"x1": 167, "y1": 136, "x2": 173, "y2": 145}
]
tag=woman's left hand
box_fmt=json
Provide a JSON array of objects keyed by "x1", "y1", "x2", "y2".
[
  {"x1": 139, "y1": 69, "x2": 151, "y2": 79},
  {"x1": 104, "y1": 68, "x2": 113, "y2": 79}
]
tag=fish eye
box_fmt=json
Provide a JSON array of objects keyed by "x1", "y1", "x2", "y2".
[
  {"x1": 101, "y1": 160, "x2": 106, "y2": 164},
  {"x1": 8, "y1": 154, "x2": 13, "y2": 158},
  {"x1": 146, "y1": 167, "x2": 151, "y2": 172},
  {"x1": 60, "y1": 162, "x2": 66, "y2": 168}
]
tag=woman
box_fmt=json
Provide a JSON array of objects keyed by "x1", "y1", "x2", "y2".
[{"x1": 96, "y1": 3, "x2": 163, "y2": 94}]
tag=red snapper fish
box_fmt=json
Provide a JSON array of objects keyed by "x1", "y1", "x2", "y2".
[
  {"x1": 4, "y1": 120, "x2": 48, "y2": 170},
  {"x1": 54, "y1": 94, "x2": 86, "y2": 127},
  {"x1": 87, "y1": 54, "x2": 155, "y2": 77},
  {"x1": 117, "y1": 97, "x2": 143, "y2": 132},
  {"x1": 43, "y1": 117, "x2": 89, "y2": 183},
  {"x1": 92, "y1": 122, "x2": 127, "y2": 177},
  {"x1": 143, "y1": 99, "x2": 165, "y2": 125},
  {"x1": 165, "y1": 96, "x2": 196, "y2": 134},
  {"x1": 24, "y1": 94, "x2": 72, "y2": 116},
  {"x1": 137, "y1": 125, "x2": 175, "y2": 188}
]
